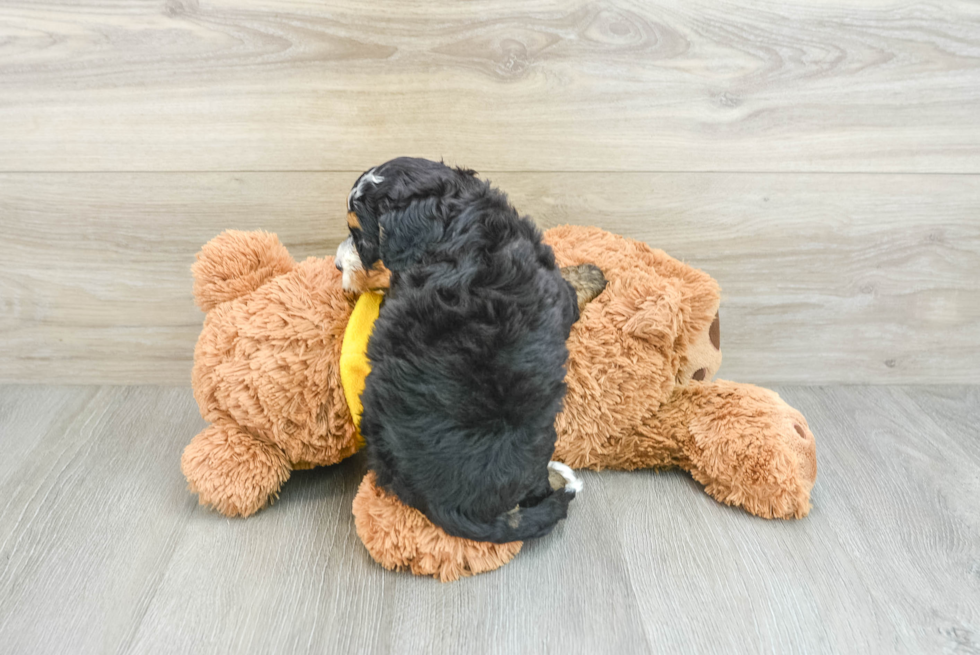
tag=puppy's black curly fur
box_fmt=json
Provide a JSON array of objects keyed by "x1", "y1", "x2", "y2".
[{"x1": 344, "y1": 157, "x2": 579, "y2": 543}]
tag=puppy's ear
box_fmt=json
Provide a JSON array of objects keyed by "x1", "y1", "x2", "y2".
[{"x1": 378, "y1": 198, "x2": 444, "y2": 272}]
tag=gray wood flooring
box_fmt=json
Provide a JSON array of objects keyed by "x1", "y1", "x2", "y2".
[{"x1": 0, "y1": 385, "x2": 977, "y2": 654}]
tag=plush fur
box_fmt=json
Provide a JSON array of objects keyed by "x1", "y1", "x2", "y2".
[
  {"x1": 339, "y1": 157, "x2": 580, "y2": 544},
  {"x1": 352, "y1": 471, "x2": 523, "y2": 582},
  {"x1": 181, "y1": 226, "x2": 818, "y2": 580}
]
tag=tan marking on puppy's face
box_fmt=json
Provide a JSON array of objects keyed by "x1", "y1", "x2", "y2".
[
  {"x1": 347, "y1": 211, "x2": 361, "y2": 230},
  {"x1": 349, "y1": 261, "x2": 392, "y2": 293}
]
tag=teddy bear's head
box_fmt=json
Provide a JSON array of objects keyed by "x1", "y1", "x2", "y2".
[{"x1": 190, "y1": 230, "x2": 360, "y2": 471}]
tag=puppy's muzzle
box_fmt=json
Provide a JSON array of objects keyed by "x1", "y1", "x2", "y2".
[{"x1": 335, "y1": 236, "x2": 364, "y2": 290}]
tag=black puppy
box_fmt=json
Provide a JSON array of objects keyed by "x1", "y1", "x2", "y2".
[{"x1": 336, "y1": 157, "x2": 582, "y2": 543}]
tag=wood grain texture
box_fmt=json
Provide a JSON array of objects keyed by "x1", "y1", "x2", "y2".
[
  {"x1": 1, "y1": 385, "x2": 978, "y2": 654},
  {"x1": 776, "y1": 386, "x2": 980, "y2": 654},
  {"x1": 2, "y1": 171, "x2": 977, "y2": 385},
  {"x1": 0, "y1": 386, "x2": 203, "y2": 654},
  {"x1": 0, "y1": 385, "x2": 652, "y2": 655},
  {"x1": 602, "y1": 385, "x2": 980, "y2": 655},
  {"x1": 899, "y1": 386, "x2": 980, "y2": 467},
  {"x1": 1, "y1": 0, "x2": 979, "y2": 172}
]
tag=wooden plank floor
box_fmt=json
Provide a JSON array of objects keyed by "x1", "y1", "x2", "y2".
[{"x1": 1, "y1": 385, "x2": 977, "y2": 654}]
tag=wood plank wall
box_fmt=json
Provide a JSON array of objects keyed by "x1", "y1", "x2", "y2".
[{"x1": 1, "y1": 1, "x2": 978, "y2": 384}]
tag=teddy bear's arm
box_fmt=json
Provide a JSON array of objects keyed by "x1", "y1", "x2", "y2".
[
  {"x1": 181, "y1": 418, "x2": 292, "y2": 518},
  {"x1": 628, "y1": 380, "x2": 817, "y2": 519}
]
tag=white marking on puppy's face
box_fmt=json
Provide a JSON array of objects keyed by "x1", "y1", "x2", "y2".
[
  {"x1": 335, "y1": 236, "x2": 364, "y2": 292},
  {"x1": 347, "y1": 168, "x2": 385, "y2": 211},
  {"x1": 548, "y1": 461, "x2": 583, "y2": 494}
]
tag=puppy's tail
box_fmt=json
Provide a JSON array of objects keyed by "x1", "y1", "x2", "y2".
[{"x1": 429, "y1": 462, "x2": 582, "y2": 544}]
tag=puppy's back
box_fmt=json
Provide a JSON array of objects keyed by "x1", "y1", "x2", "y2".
[{"x1": 361, "y1": 184, "x2": 579, "y2": 543}]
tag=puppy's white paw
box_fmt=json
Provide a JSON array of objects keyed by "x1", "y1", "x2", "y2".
[{"x1": 548, "y1": 461, "x2": 583, "y2": 494}]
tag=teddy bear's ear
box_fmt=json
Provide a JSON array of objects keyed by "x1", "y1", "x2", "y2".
[
  {"x1": 192, "y1": 230, "x2": 296, "y2": 311},
  {"x1": 620, "y1": 291, "x2": 683, "y2": 348}
]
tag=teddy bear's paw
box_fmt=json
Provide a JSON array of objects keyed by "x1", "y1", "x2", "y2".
[
  {"x1": 352, "y1": 472, "x2": 522, "y2": 582},
  {"x1": 686, "y1": 382, "x2": 816, "y2": 520},
  {"x1": 181, "y1": 421, "x2": 291, "y2": 518}
]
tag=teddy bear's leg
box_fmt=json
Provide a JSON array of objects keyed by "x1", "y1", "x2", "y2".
[
  {"x1": 626, "y1": 381, "x2": 817, "y2": 519},
  {"x1": 351, "y1": 472, "x2": 522, "y2": 582},
  {"x1": 181, "y1": 420, "x2": 292, "y2": 518}
]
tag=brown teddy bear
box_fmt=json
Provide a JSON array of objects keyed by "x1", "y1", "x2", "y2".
[{"x1": 182, "y1": 225, "x2": 817, "y2": 581}]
